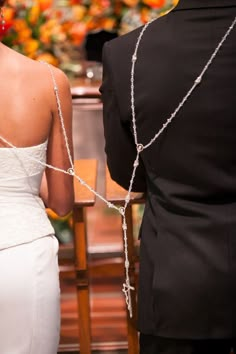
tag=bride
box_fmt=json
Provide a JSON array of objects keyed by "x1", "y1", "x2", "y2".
[{"x1": 0, "y1": 1, "x2": 74, "y2": 352}]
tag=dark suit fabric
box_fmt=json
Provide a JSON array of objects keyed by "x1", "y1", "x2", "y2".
[
  {"x1": 139, "y1": 334, "x2": 234, "y2": 354},
  {"x1": 100, "y1": 0, "x2": 236, "y2": 339}
]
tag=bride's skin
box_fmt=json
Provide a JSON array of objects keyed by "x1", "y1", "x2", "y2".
[{"x1": 0, "y1": 27, "x2": 74, "y2": 216}]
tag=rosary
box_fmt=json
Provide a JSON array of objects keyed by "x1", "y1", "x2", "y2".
[{"x1": 1, "y1": 14, "x2": 236, "y2": 318}]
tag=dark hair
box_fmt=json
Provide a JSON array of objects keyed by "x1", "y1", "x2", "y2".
[{"x1": 0, "y1": 0, "x2": 5, "y2": 6}]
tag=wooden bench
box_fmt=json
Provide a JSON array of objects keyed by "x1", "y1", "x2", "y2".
[
  {"x1": 59, "y1": 160, "x2": 144, "y2": 353},
  {"x1": 73, "y1": 159, "x2": 97, "y2": 354},
  {"x1": 106, "y1": 167, "x2": 145, "y2": 354}
]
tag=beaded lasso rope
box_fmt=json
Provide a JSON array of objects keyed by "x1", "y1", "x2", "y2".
[{"x1": 1, "y1": 14, "x2": 236, "y2": 318}]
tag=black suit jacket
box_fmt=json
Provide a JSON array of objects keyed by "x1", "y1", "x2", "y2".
[{"x1": 100, "y1": 0, "x2": 236, "y2": 338}]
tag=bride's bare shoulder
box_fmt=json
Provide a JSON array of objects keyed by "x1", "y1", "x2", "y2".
[{"x1": 6, "y1": 46, "x2": 68, "y2": 84}]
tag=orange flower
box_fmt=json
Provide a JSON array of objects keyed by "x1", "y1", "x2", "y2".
[
  {"x1": 7, "y1": 0, "x2": 23, "y2": 5},
  {"x1": 36, "y1": 53, "x2": 59, "y2": 67},
  {"x1": 17, "y1": 27, "x2": 32, "y2": 43},
  {"x1": 72, "y1": 5, "x2": 87, "y2": 21},
  {"x1": 40, "y1": 19, "x2": 66, "y2": 44},
  {"x1": 22, "y1": 39, "x2": 39, "y2": 56},
  {"x1": 69, "y1": 0, "x2": 80, "y2": 5},
  {"x1": 39, "y1": 30, "x2": 51, "y2": 45},
  {"x1": 69, "y1": 22, "x2": 87, "y2": 45},
  {"x1": 101, "y1": 17, "x2": 116, "y2": 31},
  {"x1": 3, "y1": 7, "x2": 15, "y2": 22},
  {"x1": 37, "y1": 0, "x2": 53, "y2": 12},
  {"x1": 28, "y1": 5, "x2": 40, "y2": 25},
  {"x1": 88, "y1": 4, "x2": 104, "y2": 17},
  {"x1": 12, "y1": 18, "x2": 28, "y2": 32},
  {"x1": 142, "y1": 0, "x2": 165, "y2": 8},
  {"x1": 141, "y1": 7, "x2": 150, "y2": 23},
  {"x1": 123, "y1": 0, "x2": 139, "y2": 7}
]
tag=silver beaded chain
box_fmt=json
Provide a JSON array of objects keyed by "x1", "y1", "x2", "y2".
[
  {"x1": 131, "y1": 16, "x2": 236, "y2": 151},
  {"x1": 0, "y1": 15, "x2": 236, "y2": 319}
]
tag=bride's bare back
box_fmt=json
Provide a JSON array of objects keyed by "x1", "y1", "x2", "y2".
[{"x1": 0, "y1": 42, "x2": 74, "y2": 215}]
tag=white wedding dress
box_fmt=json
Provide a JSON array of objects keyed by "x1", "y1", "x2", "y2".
[{"x1": 0, "y1": 140, "x2": 60, "y2": 353}]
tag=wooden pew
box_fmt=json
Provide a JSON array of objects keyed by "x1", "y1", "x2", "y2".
[
  {"x1": 73, "y1": 159, "x2": 97, "y2": 354},
  {"x1": 105, "y1": 167, "x2": 145, "y2": 354}
]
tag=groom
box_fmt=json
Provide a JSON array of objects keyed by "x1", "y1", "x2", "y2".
[{"x1": 100, "y1": 0, "x2": 236, "y2": 353}]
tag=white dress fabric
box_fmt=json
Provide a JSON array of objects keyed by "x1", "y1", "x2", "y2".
[
  {"x1": 0, "y1": 141, "x2": 60, "y2": 353},
  {"x1": 0, "y1": 141, "x2": 55, "y2": 249}
]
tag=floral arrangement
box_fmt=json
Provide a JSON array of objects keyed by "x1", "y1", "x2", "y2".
[
  {"x1": 68, "y1": 0, "x2": 178, "y2": 35},
  {"x1": 0, "y1": 0, "x2": 86, "y2": 65},
  {"x1": 118, "y1": 0, "x2": 178, "y2": 34},
  {"x1": 0, "y1": 0, "x2": 178, "y2": 66}
]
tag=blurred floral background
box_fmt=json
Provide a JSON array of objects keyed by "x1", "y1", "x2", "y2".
[{"x1": 0, "y1": 0, "x2": 178, "y2": 67}]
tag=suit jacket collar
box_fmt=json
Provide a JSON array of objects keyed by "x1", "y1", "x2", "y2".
[{"x1": 173, "y1": 0, "x2": 236, "y2": 11}]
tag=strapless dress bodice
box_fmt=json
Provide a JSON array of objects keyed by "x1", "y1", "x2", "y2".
[{"x1": 0, "y1": 141, "x2": 55, "y2": 250}]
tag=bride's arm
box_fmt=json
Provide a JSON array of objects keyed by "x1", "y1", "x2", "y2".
[{"x1": 43, "y1": 68, "x2": 74, "y2": 216}]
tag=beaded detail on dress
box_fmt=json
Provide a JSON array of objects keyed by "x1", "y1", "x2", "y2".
[{"x1": 0, "y1": 140, "x2": 55, "y2": 250}]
